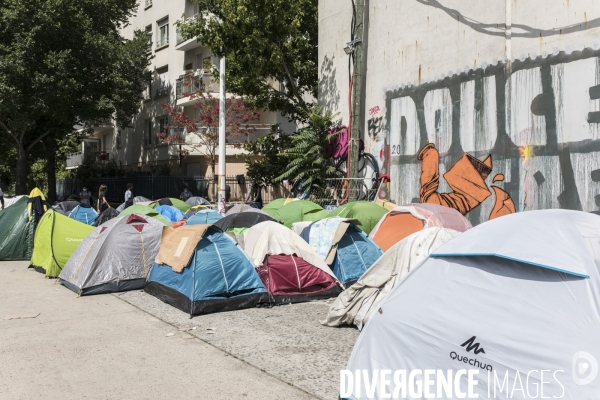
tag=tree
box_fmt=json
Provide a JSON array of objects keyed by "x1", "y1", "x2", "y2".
[
  {"x1": 160, "y1": 92, "x2": 261, "y2": 177},
  {"x1": 0, "y1": 0, "x2": 151, "y2": 194},
  {"x1": 178, "y1": 0, "x2": 318, "y2": 122},
  {"x1": 243, "y1": 125, "x2": 292, "y2": 186},
  {"x1": 276, "y1": 109, "x2": 342, "y2": 192}
]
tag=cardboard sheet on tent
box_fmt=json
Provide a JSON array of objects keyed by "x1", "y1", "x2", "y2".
[{"x1": 155, "y1": 225, "x2": 210, "y2": 272}]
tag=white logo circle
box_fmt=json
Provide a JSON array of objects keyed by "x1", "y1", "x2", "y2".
[{"x1": 573, "y1": 351, "x2": 598, "y2": 386}]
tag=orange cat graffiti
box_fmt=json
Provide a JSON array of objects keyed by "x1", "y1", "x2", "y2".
[{"x1": 418, "y1": 143, "x2": 515, "y2": 220}]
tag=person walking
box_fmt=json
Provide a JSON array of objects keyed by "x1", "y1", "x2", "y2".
[
  {"x1": 180, "y1": 186, "x2": 192, "y2": 201},
  {"x1": 124, "y1": 183, "x2": 134, "y2": 208},
  {"x1": 97, "y1": 185, "x2": 111, "y2": 213},
  {"x1": 245, "y1": 180, "x2": 263, "y2": 208},
  {"x1": 79, "y1": 186, "x2": 92, "y2": 207}
]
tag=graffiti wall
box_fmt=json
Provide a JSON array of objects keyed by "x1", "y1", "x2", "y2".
[{"x1": 374, "y1": 50, "x2": 600, "y2": 223}]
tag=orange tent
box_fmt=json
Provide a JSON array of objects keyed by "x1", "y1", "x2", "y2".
[{"x1": 368, "y1": 203, "x2": 472, "y2": 251}]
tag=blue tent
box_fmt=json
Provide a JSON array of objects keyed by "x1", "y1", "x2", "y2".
[
  {"x1": 186, "y1": 210, "x2": 223, "y2": 225},
  {"x1": 330, "y1": 224, "x2": 383, "y2": 286},
  {"x1": 68, "y1": 205, "x2": 98, "y2": 225},
  {"x1": 155, "y1": 205, "x2": 187, "y2": 222},
  {"x1": 145, "y1": 226, "x2": 268, "y2": 315}
]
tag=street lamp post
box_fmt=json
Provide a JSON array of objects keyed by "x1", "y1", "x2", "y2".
[{"x1": 217, "y1": 56, "x2": 226, "y2": 214}]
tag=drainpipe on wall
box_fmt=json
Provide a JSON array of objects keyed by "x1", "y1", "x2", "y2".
[
  {"x1": 505, "y1": 0, "x2": 512, "y2": 72},
  {"x1": 349, "y1": 0, "x2": 365, "y2": 188}
]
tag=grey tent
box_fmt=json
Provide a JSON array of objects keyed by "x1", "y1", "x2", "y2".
[
  {"x1": 52, "y1": 201, "x2": 80, "y2": 216},
  {"x1": 225, "y1": 203, "x2": 270, "y2": 216},
  {"x1": 58, "y1": 214, "x2": 164, "y2": 295},
  {"x1": 185, "y1": 196, "x2": 211, "y2": 207},
  {"x1": 133, "y1": 196, "x2": 151, "y2": 204}
]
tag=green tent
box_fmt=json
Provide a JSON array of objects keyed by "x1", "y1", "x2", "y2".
[
  {"x1": 119, "y1": 204, "x2": 171, "y2": 226},
  {"x1": 149, "y1": 198, "x2": 190, "y2": 213},
  {"x1": 262, "y1": 198, "x2": 288, "y2": 217},
  {"x1": 273, "y1": 200, "x2": 329, "y2": 228},
  {"x1": 0, "y1": 196, "x2": 35, "y2": 260},
  {"x1": 30, "y1": 210, "x2": 95, "y2": 277},
  {"x1": 328, "y1": 201, "x2": 388, "y2": 234}
]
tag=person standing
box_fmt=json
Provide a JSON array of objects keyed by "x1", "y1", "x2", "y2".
[
  {"x1": 124, "y1": 183, "x2": 134, "y2": 208},
  {"x1": 97, "y1": 185, "x2": 110, "y2": 213},
  {"x1": 79, "y1": 186, "x2": 92, "y2": 207},
  {"x1": 180, "y1": 186, "x2": 192, "y2": 201}
]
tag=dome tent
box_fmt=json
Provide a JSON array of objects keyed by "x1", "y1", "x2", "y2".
[
  {"x1": 345, "y1": 210, "x2": 600, "y2": 398},
  {"x1": 243, "y1": 221, "x2": 341, "y2": 304},
  {"x1": 327, "y1": 201, "x2": 387, "y2": 235},
  {"x1": 68, "y1": 205, "x2": 98, "y2": 225},
  {"x1": 268, "y1": 200, "x2": 329, "y2": 228},
  {"x1": 119, "y1": 204, "x2": 170, "y2": 226},
  {"x1": 59, "y1": 214, "x2": 163, "y2": 295},
  {"x1": 151, "y1": 198, "x2": 190, "y2": 213},
  {"x1": 92, "y1": 207, "x2": 120, "y2": 227},
  {"x1": 369, "y1": 203, "x2": 471, "y2": 251},
  {"x1": 30, "y1": 210, "x2": 95, "y2": 277},
  {"x1": 154, "y1": 205, "x2": 187, "y2": 222},
  {"x1": 225, "y1": 203, "x2": 269, "y2": 216},
  {"x1": 52, "y1": 201, "x2": 80, "y2": 216},
  {"x1": 186, "y1": 210, "x2": 223, "y2": 225},
  {"x1": 0, "y1": 196, "x2": 35, "y2": 260},
  {"x1": 185, "y1": 196, "x2": 211, "y2": 207},
  {"x1": 214, "y1": 212, "x2": 275, "y2": 232},
  {"x1": 299, "y1": 218, "x2": 383, "y2": 286},
  {"x1": 145, "y1": 225, "x2": 267, "y2": 316},
  {"x1": 133, "y1": 196, "x2": 152, "y2": 204},
  {"x1": 262, "y1": 198, "x2": 288, "y2": 216},
  {"x1": 322, "y1": 227, "x2": 459, "y2": 330}
]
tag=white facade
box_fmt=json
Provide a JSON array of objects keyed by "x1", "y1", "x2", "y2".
[
  {"x1": 70, "y1": 0, "x2": 293, "y2": 177},
  {"x1": 320, "y1": 0, "x2": 600, "y2": 223}
]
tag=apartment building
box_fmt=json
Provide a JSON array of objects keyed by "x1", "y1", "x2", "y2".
[{"x1": 67, "y1": 0, "x2": 294, "y2": 177}]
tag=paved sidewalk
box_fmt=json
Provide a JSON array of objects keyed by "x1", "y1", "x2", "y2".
[{"x1": 0, "y1": 263, "x2": 319, "y2": 400}]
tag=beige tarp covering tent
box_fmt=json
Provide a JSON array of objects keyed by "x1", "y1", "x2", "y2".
[{"x1": 321, "y1": 227, "x2": 460, "y2": 329}]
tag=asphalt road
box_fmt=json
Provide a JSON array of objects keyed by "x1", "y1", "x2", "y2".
[{"x1": 0, "y1": 262, "x2": 359, "y2": 399}]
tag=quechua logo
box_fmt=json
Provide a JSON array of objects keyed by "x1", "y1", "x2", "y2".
[{"x1": 460, "y1": 336, "x2": 486, "y2": 354}]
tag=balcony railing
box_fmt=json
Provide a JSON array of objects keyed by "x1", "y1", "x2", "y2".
[
  {"x1": 176, "y1": 14, "x2": 200, "y2": 44},
  {"x1": 66, "y1": 151, "x2": 110, "y2": 169},
  {"x1": 155, "y1": 86, "x2": 170, "y2": 98},
  {"x1": 175, "y1": 71, "x2": 220, "y2": 99},
  {"x1": 156, "y1": 37, "x2": 169, "y2": 49}
]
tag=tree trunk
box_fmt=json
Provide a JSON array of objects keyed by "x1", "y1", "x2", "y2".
[
  {"x1": 15, "y1": 145, "x2": 29, "y2": 195},
  {"x1": 46, "y1": 142, "x2": 57, "y2": 203}
]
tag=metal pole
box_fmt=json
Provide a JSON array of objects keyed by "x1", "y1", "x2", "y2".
[
  {"x1": 349, "y1": 0, "x2": 365, "y2": 192},
  {"x1": 218, "y1": 56, "x2": 226, "y2": 214}
]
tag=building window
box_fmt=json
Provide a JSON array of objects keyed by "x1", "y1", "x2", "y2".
[
  {"x1": 145, "y1": 0, "x2": 152, "y2": 9},
  {"x1": 116, "y1": 130, "x2": 122, "y2": 149},
  {"x1": 157, "y1": 18, "x2": 169, "y2": 48},
  {"x1": 144, "y1": 79, "x2": 152, "y2": 100},
  {"x1": 155, "y1": 66, "x2": 169, "y2": 98},
  {"x1": 145, "y1": 25, "x2": 152, "y2": 51},
  {"x1": 157, "y1": 116, "x2": 169, "y2": 142},
  {"x1": 145, "y1": 119, "x2": 153, "y2": 146}
]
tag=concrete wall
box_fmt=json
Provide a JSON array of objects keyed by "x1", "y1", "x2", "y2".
[{"x1": 319, "y1": 0, "x2": 600, "y2": 223}]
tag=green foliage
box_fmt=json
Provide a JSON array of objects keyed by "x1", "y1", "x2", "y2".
[
  {"x1": 0, "y1": 0, "x2": 152, "y2": 193},
  {"x1": 243, "y1": 125, "x2": 291, "y2": 186},
  {"x1": 276, "y1": 109, "x2": 342, "y2": 191},
  {"x1": 179, "y1": 0, "x2": 317, "y2": 122}
]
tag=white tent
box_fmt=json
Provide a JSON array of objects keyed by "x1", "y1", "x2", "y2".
[
  {"x1": 344, "y1": 210, "x2": 600, "y2": 399},
  {"x1": 322, "y1": 227, "x2": 459, "y2": 330}
]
